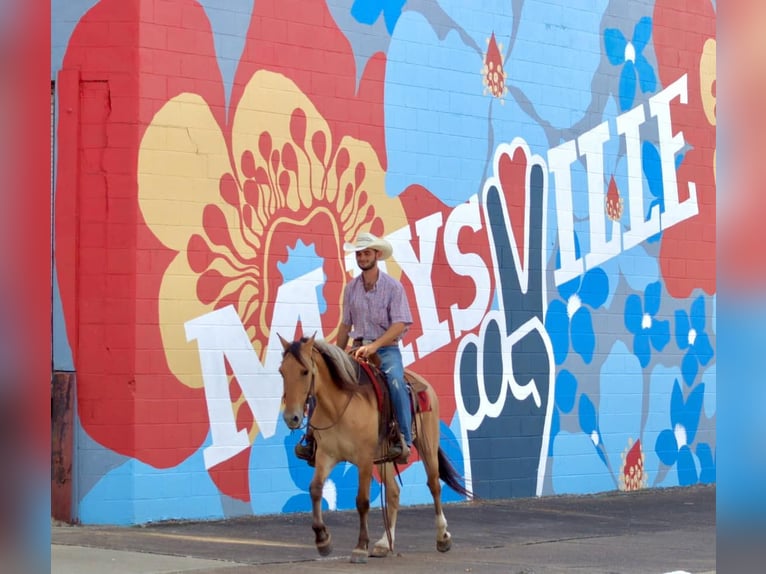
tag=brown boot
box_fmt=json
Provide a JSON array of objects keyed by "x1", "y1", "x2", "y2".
[
  {"x1": 387, "y1": 440, "x2": 410, "y2": 465},
  {"x1": 294, "y1": 435, "x2": 316, "y2": 467}
]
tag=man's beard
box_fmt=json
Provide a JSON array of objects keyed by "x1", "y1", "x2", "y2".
[{"x1": 357, "y1": 260, "x2": 376, "y2": 272}]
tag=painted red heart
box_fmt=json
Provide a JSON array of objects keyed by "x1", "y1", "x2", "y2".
[{"x1": 497, "y1": 147, "x2": 528, "y2": 271}]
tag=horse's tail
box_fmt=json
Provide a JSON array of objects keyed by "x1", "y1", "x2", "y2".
[{"x1": 437, "y1": 447, "x2": 473, "y2": 499}]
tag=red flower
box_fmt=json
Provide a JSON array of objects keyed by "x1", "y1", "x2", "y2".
[
  {"x1": 55, "y1": 0, "x2": 402, "y2": 501},
  {"x1": 653, "y1": 0, "x2": 716, "y2": 298}
]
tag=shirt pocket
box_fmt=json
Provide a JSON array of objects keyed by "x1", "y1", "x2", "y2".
[{"x1": 369, "y1": 304, "x2": 390, "y2": 330}]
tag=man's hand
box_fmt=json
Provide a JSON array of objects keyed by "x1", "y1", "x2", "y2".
[{"x1": 353, "y1": 342, "x2": 379, "y2": 359}]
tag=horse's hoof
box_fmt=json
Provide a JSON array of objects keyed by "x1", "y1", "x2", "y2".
[
  {"x1": 437, "y1": 535, "x2": 452, "y2": 553},
  {"x1": 350, "y1": 549, "x2": 368, "y2": 563},
  {"x1": 317, "y1": 542, "x2": 333, "y2": 556},
  {"x1": 370, "y1": 545, "x2": 391, "y2": 558},
  {"x1": 316, "y1": 534, "x2": 333, "y2": 557}
]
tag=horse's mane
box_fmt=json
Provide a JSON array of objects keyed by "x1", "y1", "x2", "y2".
[{"x1": 286, "y1": 337, "x2": 359, "y2": 392}]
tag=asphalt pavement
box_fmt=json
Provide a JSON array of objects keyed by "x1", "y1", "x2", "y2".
[{"x1": 52, "y1": 484, "x2": 716, "y2": 574}]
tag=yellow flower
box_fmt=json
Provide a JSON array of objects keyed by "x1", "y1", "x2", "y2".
[{"x1": 138, "y1": 70, "x2": 406, "y2": 404}]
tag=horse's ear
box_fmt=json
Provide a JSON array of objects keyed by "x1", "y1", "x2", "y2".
[
  {"x1": 308, "y1": 331, "x2": 317, "y2": 344},
  {"x1": 278, "y1": 333, "x2": 290, "y2": 351}
]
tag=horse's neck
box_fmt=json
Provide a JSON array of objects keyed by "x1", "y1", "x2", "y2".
[{"x1": 311, "y1": 358, "x2": 351, "y2": 422}]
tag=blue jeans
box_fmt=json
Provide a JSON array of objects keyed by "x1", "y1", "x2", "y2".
[{"x1": 376, "y1": 345, "x2": 412, "y2": 446}]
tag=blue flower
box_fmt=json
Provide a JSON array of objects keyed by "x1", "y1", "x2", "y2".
[
  {"x1": 351, "y1": 0, "x2": 406, "y2": 35},
  {"x1": 545, "y1": 247, "x2": 609, "y2": 364},
  {"x1": 642, "y1": 141, "x2": 664, "y2": 243},
  {"x1": 655, "y1": 379, "x2": 705, "y2": 486},
  {"x1": 578, "y1": 393, "x2": 607, "y2": 465},
  {"x1": 384, "y1": 0, "x2": 604, "y2": 204},
  {"x1": 548, "y1": 369, "x2": 578, "y2": 455},
  {"x1": 675, "y1": 295, "x2": 714, "y2": 385},
  {"x1": 696, "y1": 442, "x2": 716, "y2": 484},
  {"x1": 624, "y1": 281, "x2": 670, "y2": 367},
  {"x1": 604, "y1": 17, "x2": 657, "y2": 111},
  {"x1": 552, "y1": 342, "x2": 656, "y2": 493}
]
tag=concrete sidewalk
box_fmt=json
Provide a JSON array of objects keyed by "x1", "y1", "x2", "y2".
[{"x1": 52, "y1": 485, "x2": 716, "y2": 574}]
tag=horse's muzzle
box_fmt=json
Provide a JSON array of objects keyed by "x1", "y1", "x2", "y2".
[{"x1": 283, "y1": 409, "x2": 303, "y2": 430}]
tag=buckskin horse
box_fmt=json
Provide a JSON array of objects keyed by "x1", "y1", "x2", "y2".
[{"x1": 278, "y1": 334, "x2": 471, "y2": 563}]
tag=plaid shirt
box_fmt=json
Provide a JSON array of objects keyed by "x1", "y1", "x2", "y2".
[{"x1": 342, "y1": 271, "x2": 413, "y2": 343}]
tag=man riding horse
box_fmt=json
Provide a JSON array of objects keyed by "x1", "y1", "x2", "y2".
[{"x1": 295, "y1": 232, "x2": 413, "y2": 465}]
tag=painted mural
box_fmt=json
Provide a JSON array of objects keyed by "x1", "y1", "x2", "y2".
[{"x1": 52, "y1": 0, "x2": 716, "y2": 524}]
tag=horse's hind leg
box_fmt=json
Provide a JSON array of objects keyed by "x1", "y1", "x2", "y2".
[
  {"x1": 351, "y1": 463, "x2": 373, "y2": 563},
  {"x1": 371, "y1": 462, "x2": 400, "y2": 557},
  {"x1": 309, "y1": 461, "x2": 333, "y2": 556},
  {"x1": 419, "y1": 412, "x2": 452, "y2": 552}
]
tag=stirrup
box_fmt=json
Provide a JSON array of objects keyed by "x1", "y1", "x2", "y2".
[{"x1": 381, "y1": 440, "x2": 410, "y2": 465}]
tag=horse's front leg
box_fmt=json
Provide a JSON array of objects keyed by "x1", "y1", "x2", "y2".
[
  {"x1": 309, "y1": 458, "x2": 333, "y2": 556},
  {"x1": 371, "y1": 462, "x2": 401, "y2": 557},
  {"x1": 351, "y1": 462, "x2": 373, "y2": 563}
]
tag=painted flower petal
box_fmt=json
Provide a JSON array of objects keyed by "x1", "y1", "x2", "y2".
[
  {"x1": 384, "y1": 10, "x2": 489, "y2": 202},
  {"x1": 650, "y1": 318, "x2": 671, "y2": 352},
  {"x1": 696, "y1": 442, "x2": 716, "y2": 484},
  {"x1": 681, "y1": 350, "x2": 699, "y2": 386},
  {"x1": 642, "y1": 141, "x2": 664, "y2": 200},
  {"x1": 669, "y1": 378, "x2": 684, "y2": 426},
  {"x1": 632, "y1": 16, "x2": 653, "y2": 53},
  {"x1": 558, "y1": 276, "x2": 581, "y2": 302},
  {"x1": 655, "y1": 428, "x2": 679, "y2": 466},
  {"x1": 694, "y1": 332, "x2": 715, "y2": 366},
  {"x1": 644, "y1": 281, "x2": 662, "y2": 316},
  {"x1": 675, "y1": 310, "x2": 691, "y2": 349},
  {"x1": 571, "y1": 307, "x2": 596, "y2": 364},
  {"x1": 555, "y1": 369, "x2": 578, "y2": 413},
  {"x1": 382, "y1": 2, "x2": 405, "y2": 34},
  {"x1": 635, "y1": 53, "x2": 657, "y2": 93},
  {"x1": 580, "y1": 268, "x2": 609, "y2": 309},
  {"x1": 618, "y1": 61, "x2": 637, "y2": 111},
  {"x1": 604, "y1": 27, "x2": 627, "y2": 65},
  {"x1": 545, "y1": 299, "x2": 571, "y2": 365},
  {"x1": 690, "y1": 295, "x2": 707, "y2": 332},
  {"x1": 681, "y1": 382, "x2": 705, "y2": 444},
  {"x1": 677, "y1": 444, "x2": 699, "y2": 486},
  {"x1": 551, "y1": 430, "x2": 616, "y2": 494},
  {"x1": 506, "y1": 0, "x2": 605, "y2": 131},
  {"x1": 624, "y1": 293, "x2": 643, "y2": 334},
  {"x1": 578, "y1": 393, "x2": 598, "y2": 435},
  {"x1": 634, "y1": 331, "x2": 651, "y2": 368},
  {"x1": 139, "y1": 94, "x2": 233, "y2": 251},
  {"x1": 595, "y1": 441, "x2": 608, "y2": 466},
  {"x1": 599, "y1": 341, "x2": 644, "y2": 474},
  {"x1": 350, "y1": 0, "x2": 384, "y2": 26}
]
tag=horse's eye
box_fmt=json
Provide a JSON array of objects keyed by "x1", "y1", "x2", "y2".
[{"x1": 301, "y1": 369, "x2": 309, "y2": 377}]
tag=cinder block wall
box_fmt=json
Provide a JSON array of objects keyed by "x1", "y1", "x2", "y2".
[{"x1": 52, "y1": 0, "x2": 716, "y2": 525}]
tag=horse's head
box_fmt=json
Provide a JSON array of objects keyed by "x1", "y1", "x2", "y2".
[{"x1": 278, "y1": 333, "x2": 316, "y2": 430}]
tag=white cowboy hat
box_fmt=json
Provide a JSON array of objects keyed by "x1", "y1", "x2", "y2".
[{"x1": 343, "y1": 232, "x2": 393, "y2": 260}]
